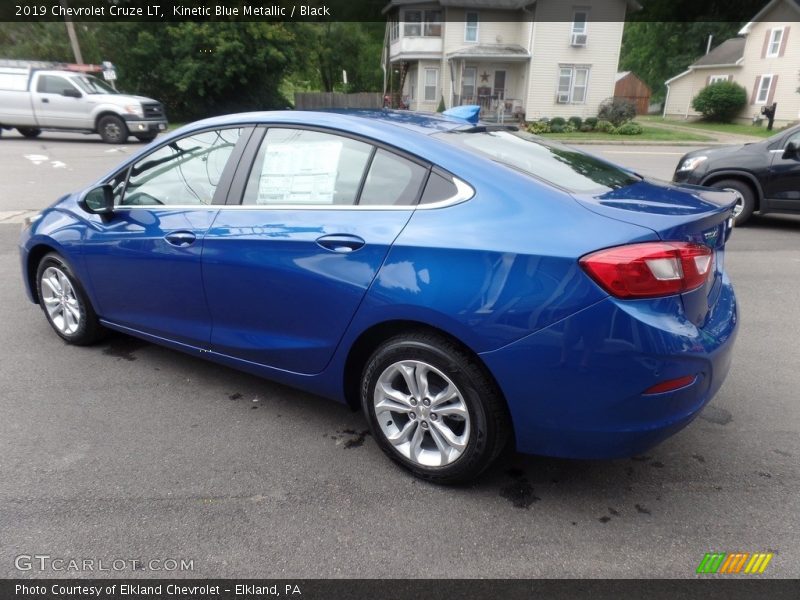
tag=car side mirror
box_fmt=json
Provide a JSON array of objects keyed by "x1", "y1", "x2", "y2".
[
  {"x1": 62, "y1": 87, "x2": 82, "y2": 98},
  {"x1": 82, "y1": 184, "x2": 114, "y2": 215},
  {"x1": 782, "y1": 141, "x2": 799, "y2": 160}
]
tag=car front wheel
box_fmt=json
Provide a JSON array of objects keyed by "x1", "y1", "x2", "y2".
[
  {"x1": 36, "y1": 253, "x2": 105, "y2": 345},
  {"x1": 711, "y1": 179, "x2": 756, "y2": 225},
  {"x1": 361, "y1": 332, "x2": 510, "y2": 484},
  {"x1": 98, "y1": 115, "x2": 128, "y2": 144}
]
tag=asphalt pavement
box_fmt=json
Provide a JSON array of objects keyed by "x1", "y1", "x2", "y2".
[{"x1": 0, "y1": 131, "x2": 798, "y2": 578}]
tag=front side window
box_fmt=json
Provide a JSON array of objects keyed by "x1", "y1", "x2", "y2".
[
  {"x1": 436, "y1": 129, "x2": 639, "y2": 194},
  {"x1": 120, "y1": 128, "x2": 242, "y2": 206},
  {"x1": 424, "y1": 68, "x2": 439, "y2": 102},
  {"x1": 243, "y1": 128, "x2": 372, "y2": 206},
  {"x1": 465, "y1": 12, "x2": 479, "y2": 42},
  {"x1": 37, "y1": 75, "x2": 73, "y2": 95},
  {"x1": 756, "y1": 74, "x2": 773, "y2": 104},
  {"x1": 767, "y1": 28, "x2": 783, "y2": 57}
]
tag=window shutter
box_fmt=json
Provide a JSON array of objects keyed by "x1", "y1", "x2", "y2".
[
  {"x1": 761, "y1": 30, "x2": 771, "y2": 58},
  {"x1": 779, "y1": 26, "x2": 790, "y2": 57},
  {"x1": 751, "y1": 76, "x2": 761, "y2": 104},
  {"x1": 705, "y1": 75, "x2": 711, "y2": 86},
  {"x1": 767, "y1": 74, "x2": 779, "y2": 105}
]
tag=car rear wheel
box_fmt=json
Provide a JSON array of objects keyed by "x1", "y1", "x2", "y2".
[
  {"x1": 36, "y1": 253, "x2": 105, "y2": 345},
  {"x1": 361, "y1": 332, "x2": 510, "y2": 484},
  {"x1": 17, "y1": 127, "x2": 41, "y2": 138},
  {"x1": 710, "y1": 179, "x2": 755, "y2": 225},
  {"x1": 98, "y1": 115, "x2": 128, "y2": 144}
]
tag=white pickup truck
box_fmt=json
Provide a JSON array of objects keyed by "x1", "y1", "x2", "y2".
[{"x1": 0, "y1": 66, "x2": 168, "y2": 143}]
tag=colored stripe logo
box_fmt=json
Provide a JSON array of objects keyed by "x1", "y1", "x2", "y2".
[{"x1": 696, "y1": 552, "x2": 774, "y2": 574}]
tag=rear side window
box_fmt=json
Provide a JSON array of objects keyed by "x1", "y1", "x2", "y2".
[
  {"x1": 436, "y1": 129, "x2": 639, "y2": 194},
  {"x1": 243, "y1": 128, "x2": 372, "y2": 206},
  {"x1": 420, "y1": 170, "x2": 459, "y2": 205},
  {"x1": 359, "y1": 149, "x2": 428, "y2": 206}
]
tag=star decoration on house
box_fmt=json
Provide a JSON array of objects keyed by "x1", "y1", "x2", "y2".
[{"x1": 480, "y1": 71, "x2": 490, "y2": 82}]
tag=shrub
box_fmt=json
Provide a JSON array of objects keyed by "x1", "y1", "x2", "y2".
[
  {"x1": 579, "y1": 124, "x2": 594, "y2": 132},
  {"x1": 568, "y1": 116, "x2": 583, "y2": 129},
  {"x1": 436, "y1": 96, "x2": 446, "y2": 113},
  {"x1": 616, "y1": 121, "x2": 643, "y2": 135},
  {"x1": 563, "y1": 123, "x2": 576, "y2": 133},
  {"x1": 550, "y1": 116, "x2": 566, "y2": 127},
  {"x1": 549, "y1": 123, "x2": 566, "y2": 133},
  {"x1": 527, "y1": 121, "x2": 550, "y2": 134},
  {"x1": 597, "y1": 97, "x2": 636, "y2": 126},
  {"x1": 594, "y1": 119, "x2": 616, "y2": 133},
  {"x1": 584, "y1": 116, "x2": 599, "y2": 129},
  {"x1": 691, "y1": 81, "x2": 747, "y2": 122}
]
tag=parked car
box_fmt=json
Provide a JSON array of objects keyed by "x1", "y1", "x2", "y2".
[
  {"x1": 673, "y1": 125, "x2": 800, "y2": 225},
  {"x1": 0, "y1": 65, "x2": 167, "y2": 143},
  {"x1": 19, "y1": 109, "x2": 739, "y2": 483}
]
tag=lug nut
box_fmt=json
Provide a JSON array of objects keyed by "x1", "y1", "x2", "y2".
[
  {"x1": 430, "y1": 413, "x2": 438, "y2": 421},
  {"x1": 409, "y1": 412, "x2": 416, "y2": 420},
  {"x1": 410, "y1": 398, "x2": 418, "y2": 406},
  {"x1": 421, "y1": 421, "x2": 429, "y2": 429},
  {"x1": 422, "y1": 398, "x2": 431, "y2": 407}
]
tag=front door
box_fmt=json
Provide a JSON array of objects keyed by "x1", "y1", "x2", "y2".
[
  {"x1": 203, "y1": 127, "x2": 429, "y2": 374},
  {"x1": 81, "y1": 127, "x2": 248, "y2": 346},
  {"x1": 461, "y1": 67, "x2": 477, "y2": 105},
  {"x1": 32, "y1": 74, "x2": 88, "y2": 129},
  {"x1": 765, "y1": 129, "x2": 800, "y2": 212},
  {"x1": 493, "y1": 70, "x2": 506, "y2": 100}
]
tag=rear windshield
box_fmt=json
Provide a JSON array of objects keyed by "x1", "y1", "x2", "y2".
[{"x1": 435, "y1": 129, "x2": 640, "y2": 194}]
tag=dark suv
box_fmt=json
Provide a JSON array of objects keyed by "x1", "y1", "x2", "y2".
[{"x1": 673, "y1": 125, "x2": 800, "y2": 225}]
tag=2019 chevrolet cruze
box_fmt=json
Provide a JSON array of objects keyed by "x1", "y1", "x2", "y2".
[{"x1": 19, "y1": 109, "x2": 739, "y2": 483}]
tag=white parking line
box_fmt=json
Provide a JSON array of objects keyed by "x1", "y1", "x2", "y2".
[{"x1": 0, "y1": 210, "x2": 39, "y2": 224}]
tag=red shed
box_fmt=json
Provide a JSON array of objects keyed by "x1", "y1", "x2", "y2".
[{"x1": 614, "y1": 71, "x2": 652, "y2": 115}]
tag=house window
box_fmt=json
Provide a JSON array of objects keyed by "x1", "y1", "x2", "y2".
[
  {"x1": 403, "y1": 9, "x2": 441, "y2": 37},
  {"x1": 424, "y1": 68, "x2": 439, "y2": 102},
  {"x1": 404, "y1": 10, "x2": 422, "y2": 36},
  {"x1": 756, "y1": 74, "x2": 774, "y2": 104},
  {"x1": 571, "y1": 8, "x2": 588, "y2": 45},
  {"x1": 390, "y1": 17, "x2": 399, "y2": 41},
  {"x1": 557, "y1": 66, "x2": 589, "y2": 104},
  {"x1": 465, "y1": 12, "x2": 479, "y2": 42},
  {"x1": 709, "y1": 75, "x2": 729, "y2": 84},
  {"x1": 424, "y1": 10, "x2": 442, "y2": 37},
  {"x1": 767, "y1": 28, "x2": 784, "y2": 57}
]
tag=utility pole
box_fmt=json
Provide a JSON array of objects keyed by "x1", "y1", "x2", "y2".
[
  {"x1": 706, "y1": 34, "x2": 713, "y2": 55},
  {"x1": 60, "y1": 0, "x2": 84, "y2": 64}
]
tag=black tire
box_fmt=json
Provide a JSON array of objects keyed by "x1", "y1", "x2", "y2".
[
  {"x1": 710, "y1": 178, "x2": 756, "y2": 225},
  {"x1": 97, "y1": 115, "x2": 128, "y2": 144},
  {"x1": 361, "y1": 332, "x2": 510, "y2": 484},
  {"x1": 135, "y1": 133, "x2": 157, "y2": 143},
  {"x1": 17, "y1": 127, "x2": 41, "y2": 138},
  {"x1": 35, "y1": 252, "x2": 105, "y2": 345}
]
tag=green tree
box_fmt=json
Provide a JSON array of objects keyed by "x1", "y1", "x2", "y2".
[{"x1": 620, "y1": 21, "x2": 744, "y2": 102}]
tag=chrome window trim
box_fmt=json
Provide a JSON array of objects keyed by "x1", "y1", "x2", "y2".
[{"x1": 110, "y1": 177, "x2": 475, "y2": 212}]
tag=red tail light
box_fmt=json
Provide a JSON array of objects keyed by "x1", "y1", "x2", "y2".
[{"x1": 580, "y1": 242, "x2": 713, "y2": 299}]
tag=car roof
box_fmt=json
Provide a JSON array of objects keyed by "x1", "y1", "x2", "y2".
[{"x1": 174, "y1": 109, "x2": 470, "y2": 137}]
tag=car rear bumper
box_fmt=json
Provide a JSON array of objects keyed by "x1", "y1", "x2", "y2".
[{"x1": 480, "y1": 278, "x2": 738, "y2": 458}]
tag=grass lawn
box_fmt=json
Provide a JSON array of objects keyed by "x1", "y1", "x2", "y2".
[
  {"x1": 639, "y1": 116, "x2": 778, "y2": 138},
  {"x1": 540, "y1": 124, "x2": 714, "y2": 142}
]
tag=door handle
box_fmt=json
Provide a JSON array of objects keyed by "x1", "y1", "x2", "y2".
[
  {"x1": 164, "y1": 231, "x2": 197, "y2": 247},
  {"x1": 316, "y1": 234, "x2": 366, "y2": 253}
]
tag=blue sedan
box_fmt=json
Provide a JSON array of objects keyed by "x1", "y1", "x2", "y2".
[{"x1": 19, "y1": 109, "x2": 738, "y2": 483}]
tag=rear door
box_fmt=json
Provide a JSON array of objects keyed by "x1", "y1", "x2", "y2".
[
  {"x1": 81, "y1": 126, "x2": 250, "y2": 346},
  {"x1": 203, "y1": 126, "x2": 429, "y2": 374}
]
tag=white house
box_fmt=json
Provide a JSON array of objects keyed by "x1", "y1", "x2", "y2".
[
  {"x1": 664, "y1": 0, "x2": 800, "y2": 125},
  {"x1": 383, "y1": 0, "x2": 640, "y2": 120}
]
